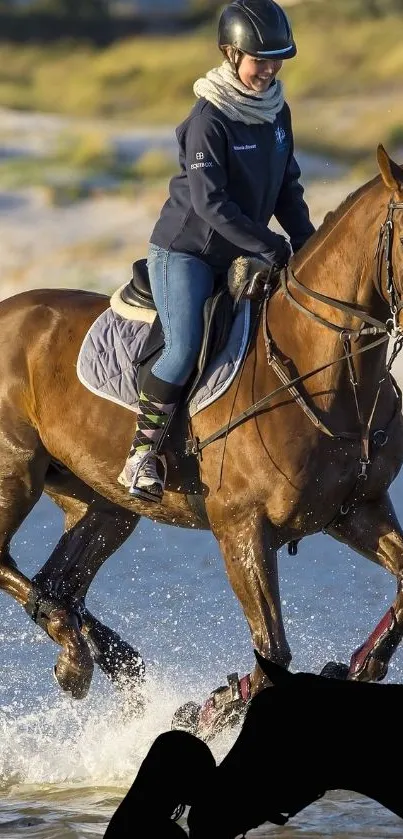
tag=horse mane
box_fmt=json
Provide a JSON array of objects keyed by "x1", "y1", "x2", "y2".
[{"x1": 293, "y1": 171, "x2": 382, "y2": 270}]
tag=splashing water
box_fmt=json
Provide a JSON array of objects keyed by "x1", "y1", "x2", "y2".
[{"x1": 1, "y1": 480, "x2": 403, "y2": 836}]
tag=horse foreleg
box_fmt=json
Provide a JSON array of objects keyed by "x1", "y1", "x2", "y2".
[
  {"x1": 328, "y1": 492, "x2": 403, "y2": 682},
  {"x1": 216, "y1": 510, "x2": 291, "y2": 693},
  {"x1": 0, "y1": 423, "x2": 47, "y2": 605},
  {"x1": 172, "y1": 511, "x2": 290, "y2": 739},
  {"x1": 34, "y1": 483, "x2": 145, "y2": 689}
]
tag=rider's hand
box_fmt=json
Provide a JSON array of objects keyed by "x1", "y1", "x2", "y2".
[{"x1": 261, "y1": 236, "x2": 292, "y2": 270}]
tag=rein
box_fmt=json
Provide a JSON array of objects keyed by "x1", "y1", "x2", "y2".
[
  {"x1": 186, "y1": 331, "x2": 393, "y2": 454},
  {"x1": 187, "y1": 200, "x2": 403, "y2": 470},
  {"x1": 281, "y1": 268, "x2": 387, "y2": 335}
]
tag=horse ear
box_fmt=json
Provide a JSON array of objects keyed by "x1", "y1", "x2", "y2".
[
  {"x1": 377, "y1": 144, "x2": 403, "y2": 191},
  {"x1": 254, "y1": 650, "x2": 294, "y2": 685}
]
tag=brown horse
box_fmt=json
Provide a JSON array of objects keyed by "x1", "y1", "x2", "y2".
[{"x1": 1, "y1": 144, "x2": 403, "y2": 731}]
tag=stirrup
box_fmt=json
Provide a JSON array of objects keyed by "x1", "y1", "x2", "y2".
[{"x1": 129, "y1": 484, "x2": 162, "y2": 502}]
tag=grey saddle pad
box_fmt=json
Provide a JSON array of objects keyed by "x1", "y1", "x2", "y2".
[{"x1": 77, "y1": 300, "x2": 251, "y2": 418}]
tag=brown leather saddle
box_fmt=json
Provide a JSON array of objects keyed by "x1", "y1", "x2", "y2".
[{"x1": 121, "y1": 258, "x2": 156, "y2": 311}]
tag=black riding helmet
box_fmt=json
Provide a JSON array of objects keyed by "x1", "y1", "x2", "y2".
[{"x1": 218, "y1": 0, "x2": 297, "y2": 60}]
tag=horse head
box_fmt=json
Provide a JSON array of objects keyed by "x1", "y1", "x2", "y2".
[
  {"x1": 188, "y1": 650, "x2": 403, "y2": 839},
  {"x1": 289, "y1": 144, "x2": 403, "y2": 339}
]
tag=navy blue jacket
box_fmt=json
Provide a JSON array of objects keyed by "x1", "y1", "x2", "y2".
[{"x1": 151, "y1": 98, "x2": 315, "y2": 272}]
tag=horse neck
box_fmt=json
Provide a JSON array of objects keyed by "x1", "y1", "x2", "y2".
[
  {"x1": 268, "y1": 180, "x2": 391, "y2": 418},
  {"x1": 294, "y1": 179, "x2": 387, "y2": 323}
]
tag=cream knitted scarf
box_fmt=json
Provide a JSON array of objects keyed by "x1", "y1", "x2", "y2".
[{"x1": 193, "y1": 60, "x2": 284, "y2": 125}]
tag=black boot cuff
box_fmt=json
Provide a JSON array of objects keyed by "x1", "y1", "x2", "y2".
[{"x1": 143, "y1": 371, "x2": 183, "y2": 404}]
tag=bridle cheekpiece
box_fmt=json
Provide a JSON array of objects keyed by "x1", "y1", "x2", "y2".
[{"x1": 375, "y1": 199, "x2": 403, "y2": 338}]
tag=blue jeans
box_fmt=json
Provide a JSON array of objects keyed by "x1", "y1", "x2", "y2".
[{"x1": 147, "y1": 244, "x2": 215, "y2": 386}]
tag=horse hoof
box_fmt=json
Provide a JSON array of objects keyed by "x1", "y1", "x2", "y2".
[
  {"x1": 320, "y1": 661, "x2": 349, "y2": 680},
  {"x1": 79, "y1": 609, "x2": 145, "y2": 687},
  {"x1": 172, "y1": 673, "x2": 251, "y2": 742},
  {"x1": 46, "y1": 608, "x2": 94, "y2": 699},
  {"x1": 171, "y1": 701, "x2": 201, "y2": 737},
  {"x1": 53, "y1": 646, "x2": 94, "y2": 699},
  {"x1": 347, "y1": 654, "x2": 388, "y2": 683},
  {"x1": 172, "y1": 696, "x2": 247, "y2": 743}
]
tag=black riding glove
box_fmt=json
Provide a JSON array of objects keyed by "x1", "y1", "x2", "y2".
[{"x1": 261, "y1": 236, "x2": 292, "y2": 271}]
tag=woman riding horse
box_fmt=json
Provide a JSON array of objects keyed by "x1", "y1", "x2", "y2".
[
  {"x1": 1, "y1": 27, "x2": 403, "y2": 737},
  {"x1": 118, "y1": 0, "x2": 315, "y2": 502}
]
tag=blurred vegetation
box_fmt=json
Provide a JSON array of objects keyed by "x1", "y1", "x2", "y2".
[
  {"x1": 0, "y1": 125, "x2": 177, "y2": 203},
  {"x1": 0, "y1": 1, "x2": 402, "y2": 115},
  {"x1": 26, "y1": 0, "x2": 110, "y2": 16},
  {"x1": 0, "y1": 0, "x2": 222, "y2": 13},
  {"x1": 56, "y1": 128, "x2": 115, "y2": 168},
  {"x1": 130, "y1": 149, "x2": 178, "y2": 180},
  {"x1": 388, "y1": 124, "x2": 403, "y2": 147},
  {"x1": 0, "y1": 34, "x2": 215, "y2": 121},
  {"x1": 0, "y1": 0, "x2": 402, "y2": 165},
  {"x1": 296, "y1": 0, "x2": 403, "y2": 18}
]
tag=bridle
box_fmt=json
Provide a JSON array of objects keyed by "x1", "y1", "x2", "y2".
[
  {"x1": 278, "y1": 198, "x2": 403, "y2": 338},
  {"x1": 186, "y1": 199, "x2": 403, "y2": 499},
  {"x1": 374, "y1": 200, "x2": 403, "y2": 337}
]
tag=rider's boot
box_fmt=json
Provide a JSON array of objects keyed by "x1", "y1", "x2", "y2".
[
  {"x1": 118, "y1": 374, "x2": 182, "y2": 502},
  {"x1": 119, "y1": 446, "x2": 167, "y2": 502}
]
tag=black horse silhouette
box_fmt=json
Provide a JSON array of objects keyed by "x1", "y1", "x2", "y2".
[
  {"x1": 104, "y1": 653, "x2": 403, "y2": 838},
  {"x1": 103, "y1": 729, "x2": 215, "y2": 838}
]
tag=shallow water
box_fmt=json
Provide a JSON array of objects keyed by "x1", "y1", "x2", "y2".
[{"x1": 2, "y1": 473, "x2": 403, "y2": 838}]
